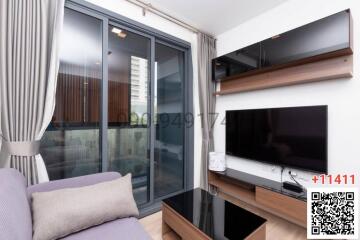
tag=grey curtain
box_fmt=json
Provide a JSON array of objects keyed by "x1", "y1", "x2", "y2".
[
  {"x1": 197, "y1": 33, "x2": 216, "y2": 190},
  {"x1": 0, "y1": 0, "x2": 65, "y2": 185}
]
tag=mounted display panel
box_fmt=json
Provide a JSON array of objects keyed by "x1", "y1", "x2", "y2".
[
  {"x1": 226, "y1": 106, "x2": 328, "y2": 173},
  {"x1": 213, "y1": 9, "x2": 352, "y2": 82}
]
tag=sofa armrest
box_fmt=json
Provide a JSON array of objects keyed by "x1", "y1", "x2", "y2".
[{"x1": 27, "y1": 172, "x2": 121, "y2": 198}]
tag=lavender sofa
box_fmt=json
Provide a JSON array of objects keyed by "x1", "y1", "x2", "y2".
[{"x1": 0, "y1": 168, "x2": 151, "y2": 240}]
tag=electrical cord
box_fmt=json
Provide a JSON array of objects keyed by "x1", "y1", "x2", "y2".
[
  {"x1": 289, "y1": 171, "x2": 305, "y2": 191},
  {"x1": 280, "y1": 166, "x2": 285, "y2": 189}
]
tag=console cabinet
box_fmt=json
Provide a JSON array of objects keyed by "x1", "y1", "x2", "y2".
[
  {"x1": 208, "y1": 169, "x2": 307, "y2": 227},
  {"x1": 255, "y1": 187, "x2": 307, "y2": 226}
]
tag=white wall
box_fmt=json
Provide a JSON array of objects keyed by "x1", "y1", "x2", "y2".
[
  {"x1": 214, "y1": 0, "x2": 360, "y2": 188},
  {"x1": 84, "y1": 0, "x2": 202, "y2": 187}
]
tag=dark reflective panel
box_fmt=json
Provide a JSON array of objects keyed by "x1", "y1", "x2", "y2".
[
  {"x1": 226, "y1": 106, "x2": 327, "y2": 173},
  {"x1": 213, "y1": 43, "x2": 260, "y2": 81},
  {"x1": 108, "y1": 25, "x2": 151, "y2": 205},
  {"x1": 163, "y1": 189, "x2": 267, "y2": 239},
  {"x1": 261, "y1": 10, "x2": 350, "y2": 67},
  {"x1": 154, "y1": 43, "x2": 185, "y2": 198},
  {"x1": 41, "y1": 8, "x2": 102, "y2": 180},
  {"x1": 213, "y1": 10, "x2": 350, "y2": 81}
]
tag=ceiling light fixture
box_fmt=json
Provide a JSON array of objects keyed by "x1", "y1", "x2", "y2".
[
  {"x1": 117, "y1": 32, "x2": 127, "y2": 38},
  {"x1": 111, "y1": 27, "x2": 122, "y2": 34},
  {"x1": 112, "y1": 27, "x2": 127, "y2": 39}
]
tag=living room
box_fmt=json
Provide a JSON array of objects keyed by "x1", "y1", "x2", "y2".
[{"x1": 0, "y1": 0, "x2": 359, "y2": 239}]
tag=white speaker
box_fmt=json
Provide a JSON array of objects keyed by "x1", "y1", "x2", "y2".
[{"x1": 209, "y1": 152, "x2": 226, "y2": 172}]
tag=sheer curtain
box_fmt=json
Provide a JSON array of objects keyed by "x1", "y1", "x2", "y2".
[
  {"x1": 0, "y1": 0, "x2": 65, "y2": 185},
  {"x1": 197, "y1": 33, "x2": 216, "y2": 190}
]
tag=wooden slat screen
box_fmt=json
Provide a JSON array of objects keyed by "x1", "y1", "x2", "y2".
[
  {"x1": 52, "y1": 62, "x2": 130, "y2": 126},
  {"x1": 108, "y1": 80, "x2": 129, "y2": 123}
]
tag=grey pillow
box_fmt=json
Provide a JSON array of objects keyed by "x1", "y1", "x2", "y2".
[{"x1": 31, "y1": 174, "x2": 139, "y2": 240}]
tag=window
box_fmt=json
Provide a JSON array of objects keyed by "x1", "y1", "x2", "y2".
[
  {"x1": 154, "y1": 43, "x2": 185, "y2": 198},
  {"x1": 40, "y1": 3, "x2": 192, "y2": 212},
  {"x1": 108, "y1": 26, "x2": 150, "y2": 204},
  {"x1": 40, "y1": 8, "x2": 102, "y2": 180}
]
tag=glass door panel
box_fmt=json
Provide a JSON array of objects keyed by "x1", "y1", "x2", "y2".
[
  {"x1": 40, "y1": 8, "x2": 102, "y2": 180},
  {"x1": 154, "y1": 42, "x2": 185, "y2": 198},
  {"x1": 108, "y1": 25, "x2": 151, "y2": 205},
  {"x1": 40, "y1": 4, "x2": 191, "y2": 212}
]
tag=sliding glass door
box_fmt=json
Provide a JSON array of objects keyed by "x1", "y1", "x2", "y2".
[
  {"x1": 154, "y1": 42, "x2": 185, "y2": 199},
  {"x1": 40, "y1": 4, "x2": 192, "y2": 211},
  {"x1": 107, "y1": 24, "x2": 151, "y2": 205},
  {"x1": 41, "y1": 8, "x2": 102, "y2": 180}
]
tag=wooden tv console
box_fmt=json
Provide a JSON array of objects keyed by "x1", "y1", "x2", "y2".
[{"x1": 208, "y1": 169, "x2": 307, "y2": 228}]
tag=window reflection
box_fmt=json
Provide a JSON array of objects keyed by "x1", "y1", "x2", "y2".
[
  {"x1": 108, "y1": 26, "x2": 150, "y2": 205},
  {"x1": 154, "y1": 43, "x2": 185, "y2": 198},
  {"x1": 40, "y1": 8, "x2": 102, "y2": 180}
]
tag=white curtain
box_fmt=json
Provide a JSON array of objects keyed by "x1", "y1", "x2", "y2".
[{"x1": 0, "y1": 0, "x2": 65, "y2": 185}]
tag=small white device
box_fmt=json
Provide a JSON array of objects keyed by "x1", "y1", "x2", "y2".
[{"x1": 209, "y1": 152, "x2": 226, "y2": 172}]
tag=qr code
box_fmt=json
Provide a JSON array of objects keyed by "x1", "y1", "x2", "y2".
[{"x1": 307, "y1": 188, "x2": 359, "y2": 239}]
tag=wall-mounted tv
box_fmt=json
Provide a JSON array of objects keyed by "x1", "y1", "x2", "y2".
[{"x1": 226, "y1": 106, "x2": 328, "y2": 173}]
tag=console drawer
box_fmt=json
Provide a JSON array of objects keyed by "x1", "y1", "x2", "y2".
[{"x1": 255, "y1": 187, "x2": 306, "y2": 226}]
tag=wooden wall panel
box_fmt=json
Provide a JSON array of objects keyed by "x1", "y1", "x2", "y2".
[
  {"x1": 54, "y1": 72, "x2": 83, "y2": 124},
  {"x1": 108, "y1": 80, "x2": 129, "y2": 123},
  {"x1": 87, "y1": 77, "x2": 101, "y2": 123},
  {"x1": 52, "y1": 62, "x2": 130, "y2": 125}
]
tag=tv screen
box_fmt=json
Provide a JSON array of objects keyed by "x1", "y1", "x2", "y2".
[{"x1": 226, "y1": 106, "x2": 327, "y2": 173}]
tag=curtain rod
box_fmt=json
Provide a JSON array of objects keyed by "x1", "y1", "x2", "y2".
[{"x1": 125, "y1": 0, "x2": 201, "y2": 34}]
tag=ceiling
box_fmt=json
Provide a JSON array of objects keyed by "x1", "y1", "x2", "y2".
[{"x1": 146, "y1": 0, "x2": 288, "y2": 36}]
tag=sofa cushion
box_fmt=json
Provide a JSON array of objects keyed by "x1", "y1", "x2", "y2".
[
  {"x1": 27, "y1": 171, "x2": 121, "y2": 198},
  {"x1": 60, "y1": 217, "x2": 151, "y2": 240},
  {"x1": 0, "y1": 168, "x2": 32, "y2": 240},
  {"x1": 32, "y1": 173, "x2": 139, "y2": 240}
]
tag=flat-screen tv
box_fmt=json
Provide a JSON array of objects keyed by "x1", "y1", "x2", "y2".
[{"x1": 226, "y1": 106, "x2": 327, "y2": 173}]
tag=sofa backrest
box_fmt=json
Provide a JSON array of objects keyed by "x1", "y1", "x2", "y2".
[{"x1": 0, "y1": 168, "x2": 32, "y2": 240}]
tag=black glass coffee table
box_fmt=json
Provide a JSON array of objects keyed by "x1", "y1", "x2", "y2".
[{"x1": 162, "y1": 188, "x2": 267, "y2": 240}]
